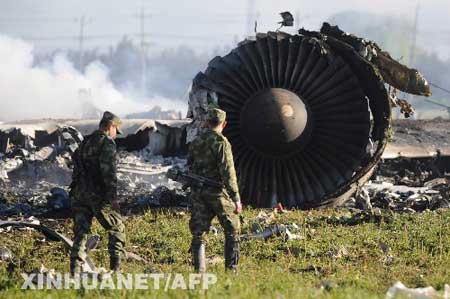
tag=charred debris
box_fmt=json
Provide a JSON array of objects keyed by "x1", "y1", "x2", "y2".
[
  {"x1": 0, "y1": 22, "x2": 447, "y2": 217},
  {"x1": 0, "y1": 119, "x2": 189, "y2": 218}
]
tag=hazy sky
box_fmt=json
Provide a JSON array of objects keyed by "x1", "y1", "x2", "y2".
[{"x1": 1, "y1": 0, "x2": 449, "y2": 58}]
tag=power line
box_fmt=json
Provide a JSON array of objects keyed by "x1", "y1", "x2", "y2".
[
  {"x1": 137, "y1": 7, "x2": 152, "y2": 96},
  {"x1": 430, "y1": 82, "x2": 450, "y2": 95},
  {"x1": 0, "y1": 13, "x2": 255, "y2": 22},
  {"x1": 77, "y1": 16, "x2": 87, "y2": 69},
  {"x1": 409, "y1": 3, "x2": 420, "y2": 67},
  {"x1": 19, "y1": 32, "x2": 236, "y2": 42}
]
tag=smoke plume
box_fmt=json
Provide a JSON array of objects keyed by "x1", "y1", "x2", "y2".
[{"x1": 0, "y1": 34, "x2": 186, "y2": 122}]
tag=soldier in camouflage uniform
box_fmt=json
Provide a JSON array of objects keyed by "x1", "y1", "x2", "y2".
[
  {"x1": 187, "y1": 107, "x2": 242, "y2": 272},
  {"x1": 69, "y1": 111, "x2": 125, "y2": 273}
]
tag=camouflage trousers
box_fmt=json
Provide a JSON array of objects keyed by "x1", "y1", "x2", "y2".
[
  {"x1": 189, "y1": 189, "x2": 240, "y2": 261},
  {"x1": 70, "y1": 200, "x2": 126, "y2": 264}
]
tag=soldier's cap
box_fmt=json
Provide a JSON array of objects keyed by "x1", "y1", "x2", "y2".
[
  {"x1": 100, "y1": 111, "x2": 123, "y2": 135},
  {"x1": 206, "y1": 108, "x2": 226, "y2": 123}
]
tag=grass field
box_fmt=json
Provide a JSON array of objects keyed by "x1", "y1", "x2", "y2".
[{"x1": 1, "y1": 208, "x2": 450, "y2": 298}]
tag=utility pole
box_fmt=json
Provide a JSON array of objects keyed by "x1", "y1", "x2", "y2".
[
  {"x1": 408, "y1": 3, "x2": 420, "y2": 104},
  {"x1": 245, "y1": 0, "x2": 255, "y2": 36},
  {"x1": 138, "y1": 6, "x2": 150, "y2": 97},
  {"x1": 295, "y1": 10, "x2": 301, "y2": 28},
  {"x1": 77, "y1": 16, "x2": 86, "y2": 71},
  {"x1": 409, "y1": 3, "x2": 420, "y2": 67}
]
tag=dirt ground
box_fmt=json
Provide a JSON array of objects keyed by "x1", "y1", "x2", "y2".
[{"x1": 385, "y1": 118, "x2": 450, "y2": 158}]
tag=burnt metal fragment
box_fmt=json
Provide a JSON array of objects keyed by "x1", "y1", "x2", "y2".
[
  {"x1": 0, "y1": 220, "x2": 96, "y2": 272},
  {"x1": 0, "y1": 221, "x2": 150, "y2": 271},
  {"x1": 279, "y1": 12, "x2": 294, "y2": 27},
  {"x1": 0, "y1": 247, "x2": 13, "y2": 261},
  {"x1": 319, "y1": 22, "x2": 431, "y2": 97},
  {"x1": 86, "y1": 234, "x2": 101, "y2": 252},
  {"x1": 47, "y1": 187, "x2": 70, "y2": 211}
]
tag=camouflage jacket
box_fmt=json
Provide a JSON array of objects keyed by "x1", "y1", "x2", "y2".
[
  {"x1": 70, "y1": 130, "x2": 117, "y2": 203},
  {"x1": 187, "y1": 128, "x2": 240, "y2": 202}
]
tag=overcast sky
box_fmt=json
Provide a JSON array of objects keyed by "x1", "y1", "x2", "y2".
[{"x1": 0, "y1": 0, "x2": 449, "y2": 58}]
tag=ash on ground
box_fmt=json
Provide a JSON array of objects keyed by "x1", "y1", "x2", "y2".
[
  {"x1": 0, "y1": 126, "x2": 187, "y2": 218},
  {"x1": 2, "y1": 121, "x2": 450, "y2": 218}
]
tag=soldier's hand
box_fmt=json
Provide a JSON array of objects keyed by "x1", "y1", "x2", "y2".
[
  {"x1": 234, "y1": 201, "x2": 242, "y2": 214},
  {"x1": 111, "y1": 200, "x2": 120, "y2": 212}
]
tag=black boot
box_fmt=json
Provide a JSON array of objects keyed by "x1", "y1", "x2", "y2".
[
  {"x1": 192, "y1": 243, "x2": 206, "y2": 273},
  {"x1": 110, "y1": 255, "x2": 122, "y2": 272},
  {"x1": 70, "y1": 259, "x2": 82, "y2": 275},
  {"x1": 225, "y1": 238, "x2": 239, "y2": 272}
]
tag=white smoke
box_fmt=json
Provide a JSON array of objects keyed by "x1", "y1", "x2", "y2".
[{"x1": 0, "y1": 34, "x2": 186, "y2": 122}]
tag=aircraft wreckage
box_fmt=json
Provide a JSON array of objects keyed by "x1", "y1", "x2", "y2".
[
  {"x1": 188, "y1": 22, "x2": 432, "y2": 209},
  {"x1": 0, "y1": 23, "x2": 434, "y2": 210}
]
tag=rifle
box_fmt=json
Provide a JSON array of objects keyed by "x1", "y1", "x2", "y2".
[{"x1": 167, "y1": 166, "x2": 222, "y2": 189}]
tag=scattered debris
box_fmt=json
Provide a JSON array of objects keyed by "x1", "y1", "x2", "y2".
[
  {"x1": 47, "y1": 187, "x2": 70, "y2": 211},
  {"x1": 30, "y1": 264, "x2": 57, "y2": 283},
  {"x1": 340, "y1": 154, "x2": 450, "y2": 214},
  {"x1": 206, "y1": 256, "x2": 224, "y2": 266},
  {"x1": 256, "y1": 211, "x2": 277, "y2": 225},
  {"x1": 125, "y1": 251, "x2": 150, "y2": 264},
  {"x1": 242, "y1": 224, "x2": 303, "y2": 241},
  {"x1": 0, "y1": 127, "x2": 187, "y2": 217},
  {"x1": 86, "y1": 235, "x2": 101, "y2": 252},
  {"x1": 324, "y1": 209, "x2": 393, "y2": 226},
  {"x1": 0, "y1": 220, "x2": 149, "y2": 272},
  {"x1": 0, "y1": 220, "x2": 95, "y2": 272},
  {"x1": 329, "y1": 246, "x2": 349, "y2": 259},
  {"x1": 0, "y1": 247, "x2": 13, "y2": 261},
  {"x1": 319, "y1": 280, "x2": 337, "y2": 292},
  {"x1": 290, "y1": 265, "x2": 324, "y2": 276},
  {"x1": 378, "y1": 241, "x2": 394, "y2": 264},
  {"x1": 355, "y1": 188, "x2": 373, "y2": 212},
  {"x1": 33, "y1": 146, "x2": 56, "y2": 161},
  {"x1": 386, "y1": 281, "x2": 450, "y2": 299}
]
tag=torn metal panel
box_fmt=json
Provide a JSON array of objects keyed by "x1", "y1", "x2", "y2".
[
  {"x1": 319, "y1": 22, "x2": 431, "y2": 97},
  {"x1": 34, "y1": 130, "x2": 59, "y2": 148},
  {"x1": 116, "y1": 127, "x2": 151, "y2": 151},
  {"x1": 0, "y1": 135, "x2": 9, "y2": 153},
  {"x1": 0, "y1": 128, "x2": 32, "y2": 153},
  {"x1": 81, "y1": 118, "x2": 188, "y2": 155},
  {"x1": 33, "y1": 146, "x2": 56, "y2": 161},
  {"x1": 148, "y1": 121, "x2": 188, "y2": 156},
  {"x1": 0, "y1": 119, "x2": 190, "y2": 156},
  {"x1": 279, "y1": 12, "x2": 294, "y2": 27}
]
